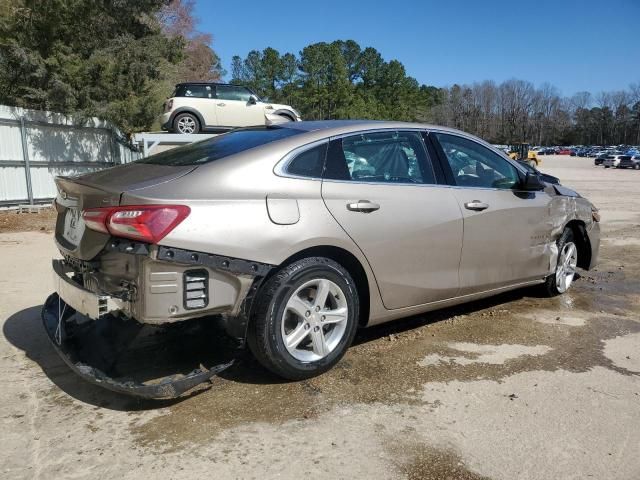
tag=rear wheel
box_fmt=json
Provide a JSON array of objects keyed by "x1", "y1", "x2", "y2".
[
  {"x1": 541, "y1": 227, "x2": 578, "y2": 297},
  {"x1": 248, "y1": 257, "x2": 359, "y2": 380},
  {"x1": 173, "y1": 113, "x2": 200, "y2": 134}
]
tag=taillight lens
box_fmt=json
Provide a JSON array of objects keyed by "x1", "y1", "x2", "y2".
[
  {"x1": 82, "y1": 208, "x2": 111, "y2": 233},
  {"x1": 82, "y1": 205, "x2": 190, "y2": 243},
  {"x1": 166, "y1": 99, "x2": 173, "y2": 112}
]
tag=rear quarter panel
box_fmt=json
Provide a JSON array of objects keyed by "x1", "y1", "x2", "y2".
[{"x1": 121, "y1": 144, "x2": 386, "y2": 324}]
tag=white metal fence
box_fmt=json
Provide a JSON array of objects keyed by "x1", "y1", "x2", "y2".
[{"x1": 0, "y1": 105, "x2": 141, "y2": 206}]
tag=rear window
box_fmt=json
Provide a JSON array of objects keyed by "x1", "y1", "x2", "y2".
[{"x1": 137, "y1": 127, "x2": 302, "y2": 166}]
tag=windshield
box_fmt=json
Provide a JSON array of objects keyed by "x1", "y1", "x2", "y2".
[{"x1": 137, "y1": 127, "x2": 301, "y2": 166}]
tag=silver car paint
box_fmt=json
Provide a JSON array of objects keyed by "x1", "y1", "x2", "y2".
[{"x1": 53, "y1": 120, "x2": 600, "y2": 328}]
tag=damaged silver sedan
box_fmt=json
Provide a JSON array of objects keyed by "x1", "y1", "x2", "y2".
[{"x1": 43, "y1": 121, "x2": 600, "y2": 398}]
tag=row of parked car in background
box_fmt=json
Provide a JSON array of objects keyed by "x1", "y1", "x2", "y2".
[{"x1": 531, "y1": 145, "x2": 640, "y2": 169}]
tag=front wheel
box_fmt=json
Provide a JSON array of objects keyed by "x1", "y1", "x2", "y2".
[
  {"x1": 541, "y1": 228, "x2": 578, "y2": 296},
  {"x1": 248, "y1": 257, "x2": 359, "y2": 380}
]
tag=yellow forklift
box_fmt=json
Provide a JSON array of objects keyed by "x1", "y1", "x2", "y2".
[{"x1": 509, "y1": 143, "x2": 540, "y2": 167}]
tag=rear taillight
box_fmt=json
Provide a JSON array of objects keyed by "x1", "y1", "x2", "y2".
[
  {"x1": 166, "y1": 99, "x2": 173, "y2": 112},
  {"x1": 82, "y1": 205, "x2": 190, "y2": 243},
  {"x1": 82, "y1": 209, "x2": 110, "y2": 233}
]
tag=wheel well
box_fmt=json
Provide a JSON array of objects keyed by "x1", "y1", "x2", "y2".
[
  {"x1": 275, "y1": 246, "x2": 371, "y2": 327},
  {"x1": 277, "y1": 112, "x2": 295, "y2": 121},
  {"x1": 565, "y1": 220, "x2": 591, "y2": 269}
]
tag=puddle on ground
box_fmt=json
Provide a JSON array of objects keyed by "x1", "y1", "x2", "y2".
[
  {"x1": 418, "y1": 343, "x2": 552, "y2": 366},
  {"x1": 387, "y1": 442, "x2": 490, "y2": 480}
]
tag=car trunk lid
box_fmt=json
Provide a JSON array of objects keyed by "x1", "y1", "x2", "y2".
[{"x1": 54, "y1": 163, "x2": 197, "y2": 260}]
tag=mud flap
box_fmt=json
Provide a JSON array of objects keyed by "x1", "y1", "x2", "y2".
[{"x1": 42, "y1": 293, "x2": 236, "y2": 399}]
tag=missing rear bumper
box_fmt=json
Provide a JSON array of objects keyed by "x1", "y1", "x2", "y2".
[{"x1": 42, "y1": 293, "x2": 237, "y2": 399}]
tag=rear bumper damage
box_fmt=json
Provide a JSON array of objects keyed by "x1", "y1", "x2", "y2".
[
  {"x1": 44, "y1": 244, "x2": 273, "y2": 398},
  {"x1": 42, "y1": 293, "x2": 237, "y2": 399}
]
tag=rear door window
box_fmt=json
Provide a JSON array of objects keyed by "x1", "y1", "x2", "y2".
[{"x1": 324, "y1": 131, "x2": 435, "y2": 184}]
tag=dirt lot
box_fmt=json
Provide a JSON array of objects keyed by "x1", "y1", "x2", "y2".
[{"x1": 1, "y1": 156, "x2": 639, "y2": 479}]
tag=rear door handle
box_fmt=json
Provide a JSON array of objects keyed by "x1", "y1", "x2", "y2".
[
  {"x1": 464, "y1": 200, "x2": 489, "y2": 211},
  {"x1": 217, "y1": 103, "x2": 226, "y2": 107},
  {"x1": 347, "y1": 200, "x2": 380, "y2": 213}
]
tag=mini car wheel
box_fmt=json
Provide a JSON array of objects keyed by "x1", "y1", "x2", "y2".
[
  {"x1": 541, "y1": 227, "x2": 578, "y2": 296},
  {"x1": 173, "y1": 113, "x2": 200, "y2": 134},
  {"x1": 248, "y1": 257, "x2": 359, "y2": 380}
]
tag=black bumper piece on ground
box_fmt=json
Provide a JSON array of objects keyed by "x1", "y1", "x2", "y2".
[{"x1": 42, "y1": 293, "x2": 237, "y2": 399}]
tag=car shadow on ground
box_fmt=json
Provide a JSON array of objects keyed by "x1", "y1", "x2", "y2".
[{"x1": 3, "y1": 285, "x2": 547, "y2": 411}]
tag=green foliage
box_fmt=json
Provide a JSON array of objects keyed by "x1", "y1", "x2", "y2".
[
  {"x1": 230, "y1": 40, "x2": 440, "y2": 122},
  {"x1": 0, "y1": 0, "x2": 196, "y2": 133}
]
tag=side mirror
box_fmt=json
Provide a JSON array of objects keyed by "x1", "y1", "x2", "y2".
[
  {"x1": 521, "y1": 172, "x2": 545, "y2": 191},
  {"x1": 248, "y1": 95, "x2": 258, "y2": 105}
]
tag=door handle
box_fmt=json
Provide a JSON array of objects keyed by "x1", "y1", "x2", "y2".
[
  {"x1": 217, "y1": 103, "x2": 226, "y2": 107},
  {"x1": 464, "y1": 200, "x2": 489, "y2": 211},
  {"x1": 346, "y1": 200, "x2": 380, "y2": 213}
]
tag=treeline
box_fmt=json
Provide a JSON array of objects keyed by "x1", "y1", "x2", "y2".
[
  {"x1": 231, "y1": 40, "x2": 440, "y2": 123},
  {"x1": 432, "y1": 81, "x2": 640, "y2": 146},
  {"x1": 2, "y1": 0, "x2": 638, "y2": 147},
  {"x1": 232, "y1": 43, "x2": 640, "y2": 146},
  {"x1": 0, "y1": 0, "x2": 222, "y2": 133}
]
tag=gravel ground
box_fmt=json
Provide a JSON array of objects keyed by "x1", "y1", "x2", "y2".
[{"x1": 1, "y1": 156, "x2": 639, "y2": 479}]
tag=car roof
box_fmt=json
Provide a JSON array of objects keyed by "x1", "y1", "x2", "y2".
[
  {"x1": 175, "y1": 82, "x2": 248, "y2": 87},
  {"x1": 279, "y1": 119, "x2": 467, "y2": 137}
]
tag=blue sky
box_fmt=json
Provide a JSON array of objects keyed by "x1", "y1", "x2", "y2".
[{"x1": 195, "y1": 0, "x2": 639, "y2": 96}]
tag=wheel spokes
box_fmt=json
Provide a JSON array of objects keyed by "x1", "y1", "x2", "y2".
[
  {"x1": 287, "y1": 295, "x2": 312, "y2": 319},
  {"x1": 285, "y1": 323, "x2": 310, "y2": 349},
  {"x1": 314, "y1": 279, "x2": 331, "y2": 309},
  {"x1": 320, "y1": 306, "x2": 348, "y2": 324},
  {"x1": 310, "y1": 327, "x2": 329, "y2": 357}
]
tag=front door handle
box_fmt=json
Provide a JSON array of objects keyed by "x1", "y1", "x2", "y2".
[
  {"x1": 217, "y1": 103, "x2": 226, "y2": 107},
  {"x1": 464, "y1": 200, "x2": 489, "y2": 211},
  {"x1": 347, "y1": 200, "x2": 380, "y2": 213}
]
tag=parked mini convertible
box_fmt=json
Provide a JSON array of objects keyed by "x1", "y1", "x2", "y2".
[{"x1": 44, "y1": 121, "x2": 600, "y2": 397}]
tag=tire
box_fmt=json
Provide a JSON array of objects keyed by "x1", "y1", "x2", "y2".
[
  {"x1": 173, "y1": 112, "x2": 200, "y2": 134},
  {"x1": 634, "y1": 164, "x2": 639, "y2": 170},
  {"x1": 541, "y1": 227, "x2": 578, "y2": 297},
  {"x1": 604, "y1": 165, "x2": 609, "y2": 168},
  {"x1": 247, "y1": 257, "x2": 359, "y2": 380}
]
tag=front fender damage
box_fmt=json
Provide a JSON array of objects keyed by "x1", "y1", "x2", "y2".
[{"x1": 42, "y1": 293, "x2": 237, "y2": 399}]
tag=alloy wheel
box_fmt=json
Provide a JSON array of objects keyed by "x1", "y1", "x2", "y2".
[
  {"x1": 177, "y1": 116, "x2": 196, "y2": 134},
  {"x1": 281, "y1": 278, "x2": 348, "y2": 362},
  {"x1": 555, "y1": 242, "x2": 578, "y2": 293}
]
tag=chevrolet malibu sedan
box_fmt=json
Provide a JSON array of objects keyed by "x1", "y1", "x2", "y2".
[{"x1": 44, "y1": 121, "x2": 600, "y2": 398}]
